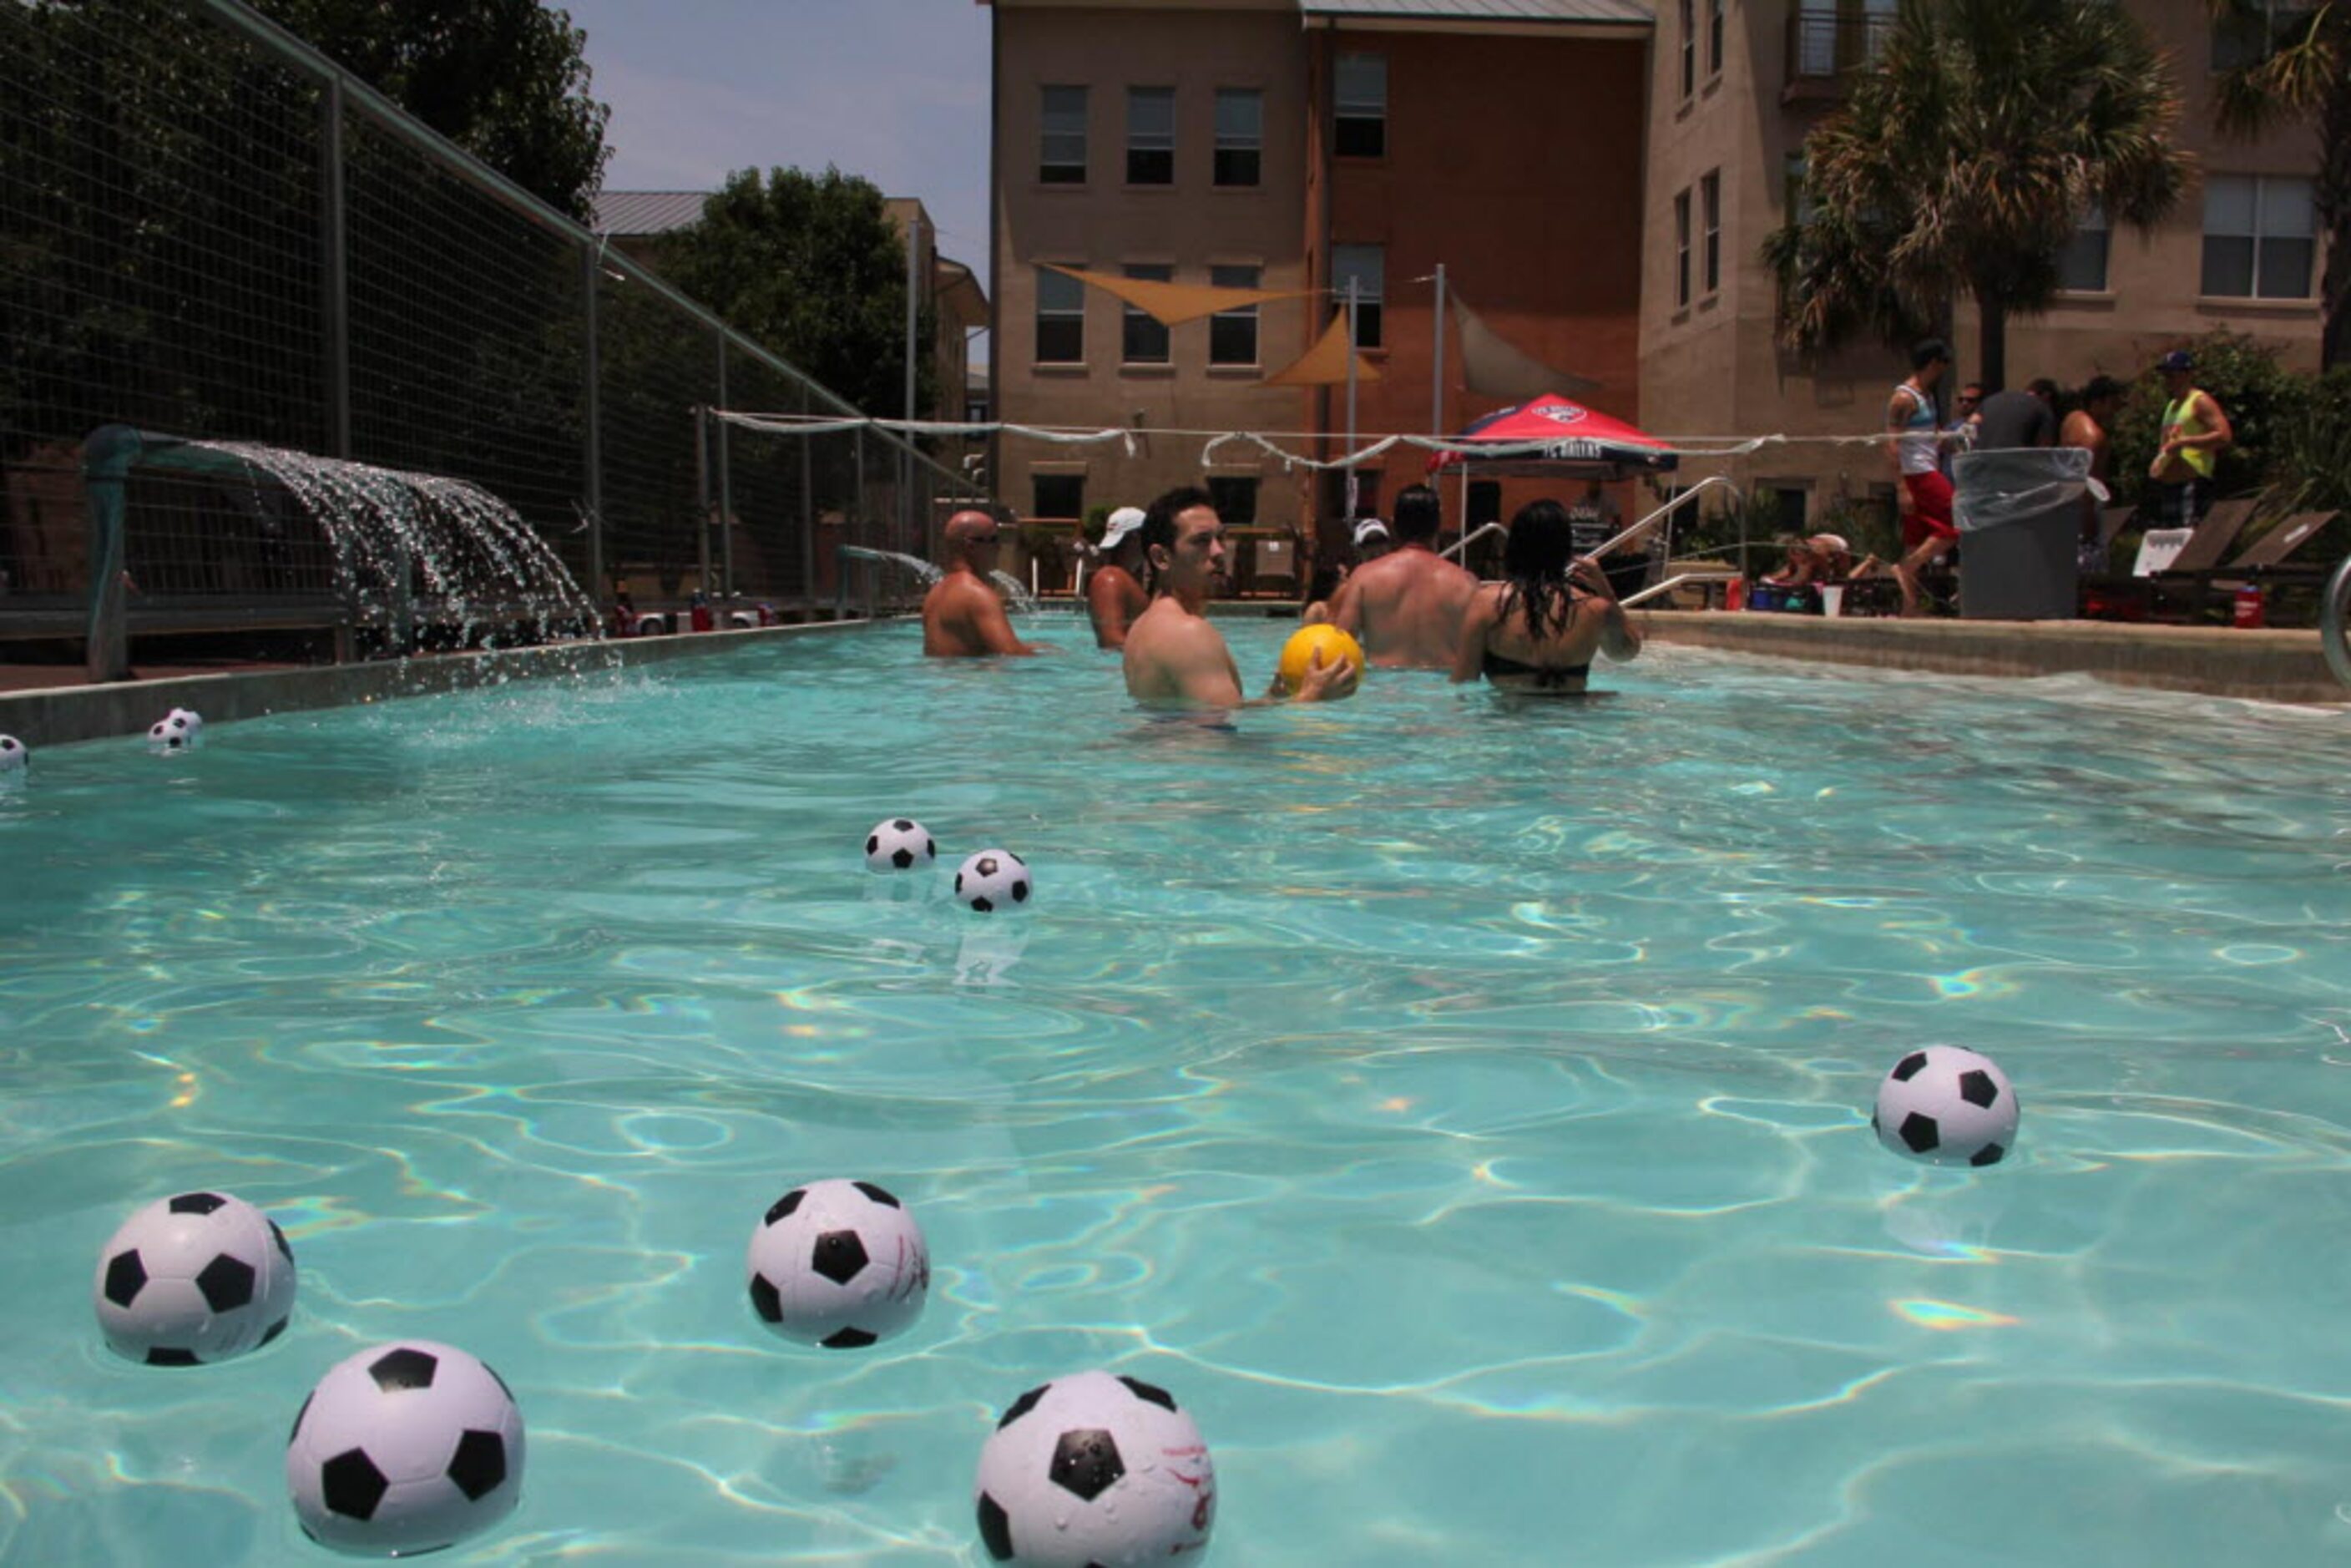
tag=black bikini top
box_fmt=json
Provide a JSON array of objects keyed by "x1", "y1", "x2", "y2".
[{"x1": 1482, "y1": 648, "x2": 1590, "y2": 688}]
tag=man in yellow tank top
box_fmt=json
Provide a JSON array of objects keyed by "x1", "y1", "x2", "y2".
[{"x1": 2147, "y1": 350, "x2": 2233, "y2": 529}]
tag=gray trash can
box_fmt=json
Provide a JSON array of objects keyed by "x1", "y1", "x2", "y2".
[{"x1": 1952, "y1": 447, "x2": 2096, "y2": 620}]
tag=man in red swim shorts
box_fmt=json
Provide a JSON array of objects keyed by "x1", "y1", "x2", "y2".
[{"x1": 1887, "y1": 337, "x2": 1956, "y2": 617}]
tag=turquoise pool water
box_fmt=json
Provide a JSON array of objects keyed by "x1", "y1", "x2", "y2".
[{"x1": 3, "y1": 619, "x2": 2349, "y2": 1565}]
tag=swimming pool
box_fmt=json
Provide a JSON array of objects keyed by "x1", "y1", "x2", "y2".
[{"x1": 3, "y1": 619, "x2": 2348, "y2": 1565}]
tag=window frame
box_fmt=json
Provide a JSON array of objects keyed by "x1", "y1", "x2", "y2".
[
  {"x1": 2201, "y1": 172, "x2": 2316, "y2": 300},
  {"x1": 1208, "y1": 262, "x2": 1262, "y2": 367},
  {"x1": 1214, "y1": 88, "x2": 1263, "y2": 188},
  {"x1": 2212, "y1": 0, "x2": 2315, "y2": 73},
  {"x1": 1032, "y1": 473, "x2": 1086, "y2": 522},
  {"x1": 2055, "y1": 202, "x2": 2110, "y2": 292},
  {"x1": 1207, "y1": 475, "x2": 1260, "y2": 524},
  {"x1": 1701, "y1": 170, "x2": 1722, "y2": 296},
  {"x1": 1039, "y1": 85, "x2": 1087, "y2": 185},
  {"x1": 1707, "y1": 0, "x2": 1725, "y2": 78},
  {"x1": 1034, "y1": 264, "x2": 1086, "y2": 366},
  {"x1": 1120, "y1": 262, "x2": 1174, "y2": 366},
  {"x1": 1333, "y1": 52, "x2": 1387, "y2": 159},
  {"x1": 1332, "y1": 243, "x2": 1385, "y2": 349},
  {"x1": 1673, "y1": 189, "x2": 1692, "y2": 308},
  {"x1": 1125, "y1": 86, "x2": 1176, "y2": 186},
  {"x1": 1679, "y1": 0, "x2": 1696, "y2": 98}
]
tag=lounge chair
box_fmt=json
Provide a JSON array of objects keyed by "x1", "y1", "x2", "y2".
[
  {"x1": 2081, "y1": 498, "x2": 2257, "y2": 620},
  {"x1": 2156, "y1": 508, "x2": 2345, "y2": 620}
]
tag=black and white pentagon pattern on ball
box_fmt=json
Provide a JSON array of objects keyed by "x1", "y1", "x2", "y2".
[
  {"x1": 864, "y1": 817, "x2": 937, "y2": 873},
  {"x1": 973, "y1": 1368, "x2": 1216, "y2": 1566},
  {"x1": 953, "y1": 847, "x2": 1031, "y2": 913},
  {"x1": 286, "y1": 1339, "x2": 526, "y2": 1556},
  {"x1": 745, "y1": 1177, "x2": 929, "y2": 1348},
  {"x1": 92, "y1": 1191, "x2": 297, "y2": 1366},
  {"x1": 0, "y1": 734, "x2": 25, "y2": 773},
  {"x1": 1871, "y1": 1045, "x2": 2019, "y2": 1167},
  {"x1": 146, "y1": 708, "x2": 203, "y2": 751}
]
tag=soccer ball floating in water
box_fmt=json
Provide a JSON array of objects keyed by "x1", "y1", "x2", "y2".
[
  {"x1": 954, "y1": 848, "x2": 1030, "y2": 913},
  {"x1": 147, "y1": 707, "x2": 203, "y2": 751},
  {"x1": 973, "y1": 1369, "x2": 1216, "y2": 1567},
  {"x1": 286, "y1": 1340, "x2": 525, "y2": 1556},
  {"x1": 0, "y1": 734, "x2": 24, "y2": 772},
  {"x1": 745, "y1": 1178, "x2": 929, "y2": 1348},
  {"x1": 865, "y1": 817, "x2": 936, "y2": 873},
  {"x1": 1872, "y1": 1046, "x2": 2018, "y2": 1167},
  {"x1": 93, "y1": 1191, "x2": 296, "y2": 1367}
]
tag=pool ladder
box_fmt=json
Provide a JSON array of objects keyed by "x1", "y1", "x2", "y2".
[{"x1": 2324, "y1": 554, "x2": 2351, "y2": 692}]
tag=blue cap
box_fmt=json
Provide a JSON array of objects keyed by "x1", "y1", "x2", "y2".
[{"x1": 2158, "y1": 350, "x2": 2194, "y2": 372}]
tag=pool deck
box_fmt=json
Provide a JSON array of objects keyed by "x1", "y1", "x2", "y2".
[{"x1": 2, "y1": 609, "x2": 2343, "y2": 751}]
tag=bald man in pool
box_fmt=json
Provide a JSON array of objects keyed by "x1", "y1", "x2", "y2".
[{"x1": 923, "y1": 510, "x2": 1055, "y2": 658}]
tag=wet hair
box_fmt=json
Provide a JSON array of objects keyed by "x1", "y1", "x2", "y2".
[
  {"x1": 1911, "y1": 337, "x2": 1951, "y2": 371},
  {"x1": 1495, "y1": 498, "x2": 1580, "y2": 642},
  {"x1": 1391, "y1": 484, "x2": 1442, "y2": 543},
  {"x1": 2082, "y1": 373, "x2": 2125, "y2": 406},
  {"x1": 1140, "y1": 484, "x2": 1216, "y2": 594}
]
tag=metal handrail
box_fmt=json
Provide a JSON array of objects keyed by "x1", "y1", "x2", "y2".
[
  {"x1": 1621, "y1": 569, "x2": 1740, "y2": 609},
  {"x1": 1443, "y1": 474, "x2": 1740, "y2": 574},
  {"x1": 2323, "y1": 552, "x2": 2351, "y2": 690}
]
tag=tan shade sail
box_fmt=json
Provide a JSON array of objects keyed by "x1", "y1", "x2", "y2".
[
  {"x1": 1041, "y1": 264, "x2": 1298, "y2": 326},
  {"x1": 1259, "y1": 311, "x2": 1383, "y2": 387},
  {"x1": 1452, "y1": 290, "x2": 1600, "y2": 400}
]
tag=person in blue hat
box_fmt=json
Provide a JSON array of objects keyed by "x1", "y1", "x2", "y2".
[{"x1": 2147, "y1": 350, "x2": 2232, "y2": 529}]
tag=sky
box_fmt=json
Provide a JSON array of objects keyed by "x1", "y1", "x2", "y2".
[{"x1": 563, "y1": 1, "x2": 993, "y2": 301}]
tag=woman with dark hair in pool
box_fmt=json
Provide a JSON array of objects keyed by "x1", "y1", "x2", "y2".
[{"x1": 1449, "y1": 497, "x2": 1640, "y2": 694}]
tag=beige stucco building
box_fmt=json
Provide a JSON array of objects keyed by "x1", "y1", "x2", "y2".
[{"x1": 1640, "y1": 0, "x2": 2327, "y2": 537}]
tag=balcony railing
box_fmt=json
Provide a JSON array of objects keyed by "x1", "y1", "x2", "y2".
[{"x1": 1783, "y1": 10, "x2": 1894, "y2": 102}]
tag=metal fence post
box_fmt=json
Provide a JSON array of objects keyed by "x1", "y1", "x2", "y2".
[
  {"x1": 695, "y1": 403, "x2": 711, "y2": 606},
  {"x1": 583, "y1": 242, "x2": 604, "y2": 604},
  {"x1": 320, "y1": 74, "x2": 351, "y2": 458},
  {"x1": 81, "y1": 426, "x2": 140, "y2": 683},
  {"x1": 799, "y1": 399, "x2": 816, "y2": 618},
  {"x1": 715, "y1": 331, "x2": 733, "y2": 601}
]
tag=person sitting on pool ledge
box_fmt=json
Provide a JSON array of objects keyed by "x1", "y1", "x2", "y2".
[
  {"x1": 1085, "y1": 505, "x2": 1150, "y2": 650},
  {"x1": 1325, "y1": 483, "x2": 1480, "y2": 670},
  {"x1": 923, "y1": 509, "x2": 1055, "y2": 658},
  {"x1": 1123, "y1": 485, "x2": 1359, "y2": 710},
  {"x1": 1450, "y1": 498, "x2": 1639, "y2": 695}
]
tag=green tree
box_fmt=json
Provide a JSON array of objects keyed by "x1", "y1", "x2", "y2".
[
  {"x1": 660, "y1": 166, "x2": 937, "y2": 420},
  {"x1": 2207, "y1": 0, "x2": 2349, "y2": 367},
  {"x1": 1763, "y1": 0, "x2": 2191, "y2": 389},
  {"x1": 250, "y1": 0, "x2": 609, "y2": 220}
]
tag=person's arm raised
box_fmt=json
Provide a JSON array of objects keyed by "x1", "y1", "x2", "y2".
[{"x1": 1571, "y1": 557, "x2": 1640, "y2": 662}]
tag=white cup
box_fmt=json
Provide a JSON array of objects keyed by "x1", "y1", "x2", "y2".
[{"x1": 1819, "y1": 584, "x2": 1846, "y2": 619}]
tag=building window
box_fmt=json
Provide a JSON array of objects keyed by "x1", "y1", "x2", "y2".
[
  {"x1": 1035, "y1": 266, "x2": 1084, "y2": 364},
  {"x1": 1332, "y1": 244, "x2": 1383, "y2": 347},
  {"x1": 1708, "y1": 0, "x2": 1725, "y2": 77},
  {"x1": 1209, "y1": 264, "x2": 1261, "y2": 366},
  {"x1": 1334, "y1": 53, "x2": 1386, "y2": 158},
  {"x1": 1701, "y1": 170, "x2": 1722, "y2": 295},
  {"x1": 1121, "y1": 264, "x2": 1173, "y2": 364},
  {"x1": 1782, "y1": 154, "x2": 1813, "y2": 225},
  {"x1": 1679, "y1": 0, "x2": 1696, "y2": 97},
  {"x1": 1208, "y1": 476, "x2": 1259, "y2": 524},
  {"x1": 2213, "y1": 1, "x2": 2313, "y2": 73},
  {"x1": 1039, "y1": 86, "x2": 1086, "y2": 185},
  {"x1": 2202, "y1": 174, "x2": 2315, "y2": 299},
  {"x1": 1674, "y1": 190, "x2": 1691, "y2": 307},
  {"x1": 1214, "y1": 89, "x2": 1262, "y2": 187},
  {"x1": 2056, "y1": 204, "x2": 2109, "y2": 291},
  {"x1": 1126, "y1": 87, "x2": 1175, "y2": 185},
  {"x1": 1033, "y1": 474, "x2": 1085, "y2": 521}
]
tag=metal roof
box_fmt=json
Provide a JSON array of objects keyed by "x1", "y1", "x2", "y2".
[
  {"x1": 591, "y1": 190, "x2": 710, "y2": 236},
  {"x1": 1301, "y1": 0, "x2": 1652, "y2": 24}
]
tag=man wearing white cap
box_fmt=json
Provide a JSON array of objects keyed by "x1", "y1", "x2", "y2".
[
  {"x1": 1326, "y1": 484, "x2": 1479, "y2": 670},
  {"x1": 1086, "y1": 505, "x2": 1150, "y2": 649}
]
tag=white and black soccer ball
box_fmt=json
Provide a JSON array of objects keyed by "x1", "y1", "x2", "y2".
[
  {"x1": 1872, "y1": 1045, "x2": 2019, "y2": 1167},
  {"x1": 286, "y1": 1340, "x2": 526, "y2": 1556},
  {"x1": 93, "y1": 1190, "x2": 296, "y2": 1367},
  {"x1": 865, "y1": 817, "x2": 937, "y2": 873},
  {"x1": 745, "y1": 1178, "x2": 928, "y2": 1349},
  {"x1": 974, "y1": 1369, "x2": 1216, "y2": 1566},
  {"x1": 147, "y1": 708, "x2": 203, "y2": 751},
  {"x1": 0, "y1": 734, "x2": 25, "y2": 774},
  {"x1": 954, "y1": 848, "x2": 1030, "y2": 913}
]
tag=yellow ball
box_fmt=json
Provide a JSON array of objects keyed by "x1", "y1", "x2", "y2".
[{"x1": 1277, "y1": 624, "x2": 1366, "y2": 693}]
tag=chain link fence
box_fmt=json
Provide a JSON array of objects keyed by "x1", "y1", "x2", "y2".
[{"x1": 1, "y1": 0, "x2": 978, "y2": 675}]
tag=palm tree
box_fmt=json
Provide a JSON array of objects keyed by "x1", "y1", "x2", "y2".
[
  {"x1": 2208, "y1": 0, "x2": 2349, "y2": 367},
  {"x1": 1764, "y1": 0, "x2": 2192, "y2": 389}
]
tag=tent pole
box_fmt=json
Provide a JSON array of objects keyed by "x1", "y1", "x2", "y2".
[
  {"x1": 1344, "y1": 277, "x2": 1359, "y2": 519},
  {"x1": 1431, "y1": 261, "x2": 1445, "y2": 439}
]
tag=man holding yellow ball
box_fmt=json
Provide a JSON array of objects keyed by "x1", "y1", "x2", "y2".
[{"x1": 1122, "y1": 487, "x2": 1362, "y2": 711}]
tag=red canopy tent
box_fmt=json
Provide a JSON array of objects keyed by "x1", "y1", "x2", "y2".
[{"x1": 1426, "y1": 394, "x2": 1679, "y2": 479}]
